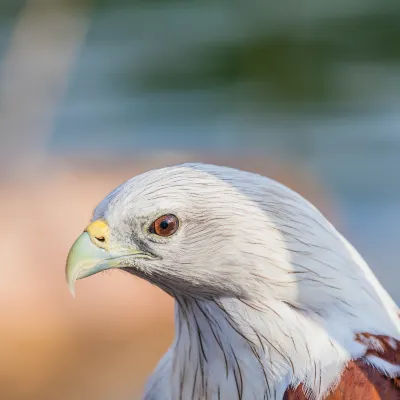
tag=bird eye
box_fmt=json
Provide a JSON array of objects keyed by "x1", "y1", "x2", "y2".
[{"x1": 150, "y1": 214, "x2": 179, "y2": 237}]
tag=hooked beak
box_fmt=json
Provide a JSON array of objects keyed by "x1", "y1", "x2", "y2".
[{"x1": 65, "y1": 220, "x2": 145, "y2": 297}]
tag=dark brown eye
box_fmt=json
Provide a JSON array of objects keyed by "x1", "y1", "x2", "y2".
[{"x1": 150, "y1": 214, "x2": 179, "y2": 237}]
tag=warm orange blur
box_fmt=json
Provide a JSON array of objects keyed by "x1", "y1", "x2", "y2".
[{"x1": 0, "y1": 155, "x2": 337, "y2": 400}]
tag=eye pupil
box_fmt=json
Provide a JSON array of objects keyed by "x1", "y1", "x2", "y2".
[
  {"x1": 160, "y1": 221, "x2": 169, "y2": 229},
  {"x1": 151, "y1": 214, "x2": 179, "y2": 237}
]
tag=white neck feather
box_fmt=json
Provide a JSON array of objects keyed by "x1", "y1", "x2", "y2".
[
  {"x1": 169, "y1": 297, "x2": 355, "y2": 400},
  {"x1": 144, "y1": 285, "x2": 399, "y2": 400}
]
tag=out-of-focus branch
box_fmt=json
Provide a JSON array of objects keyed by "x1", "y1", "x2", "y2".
[{"x1": 0, "y1": 0, "x2": 92, "y2": 180}]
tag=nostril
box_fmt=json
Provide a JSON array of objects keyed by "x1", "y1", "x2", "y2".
[{"x1": 95, "y1": 236, "x2": 105, "y2": 242}]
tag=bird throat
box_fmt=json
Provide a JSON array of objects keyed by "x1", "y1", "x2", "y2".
[
  {"x1": 170, "y1": 297, "x2": 293, "y2": 399},
  {"x1": 168, "y1": 297, "x2": 353, "y2": 400}
]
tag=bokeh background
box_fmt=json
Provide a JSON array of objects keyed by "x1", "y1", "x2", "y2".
[{"x1": 1, "y1": 0, "x2": 399, "y2": 398}]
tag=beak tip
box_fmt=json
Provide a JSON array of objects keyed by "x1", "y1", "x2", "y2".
[{"x1": 68, "y1": 280, "x2": 76, "y2": 298}]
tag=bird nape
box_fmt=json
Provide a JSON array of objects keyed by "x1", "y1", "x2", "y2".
[{"x1": 65, "y1": 163, "x2": 400, "y2": 400}]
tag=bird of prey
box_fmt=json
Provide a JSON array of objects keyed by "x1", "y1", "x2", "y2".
[{"x1": 66, "y1": 163, "x2": 400, "y2": 399}]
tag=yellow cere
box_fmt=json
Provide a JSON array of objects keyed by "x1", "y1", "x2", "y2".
[{"x1": 85, "y1": 219, "x2": 110, "y2": 251}]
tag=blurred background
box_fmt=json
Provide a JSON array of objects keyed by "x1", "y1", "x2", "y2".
[{"x1": 0, "y1": 0, "x2": 399, "y2": 398}]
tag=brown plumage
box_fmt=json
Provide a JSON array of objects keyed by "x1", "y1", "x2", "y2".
[{"x1": 284, "y1": 333, "x2": 400, "y2": 399}]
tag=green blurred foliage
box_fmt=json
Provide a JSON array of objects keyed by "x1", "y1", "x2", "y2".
[
  {"x1": 2, "y1": 0, "x2": 399, "y2": 110},
  {"x1": 0, "y1": 0, "x2": 25, "y2": 19},
  {"x1": 112, "y1": 0, "x2": 400, "y2": 108},
  {"x1": 131, "y1": 36, "x2": 335, "y2": 104}
]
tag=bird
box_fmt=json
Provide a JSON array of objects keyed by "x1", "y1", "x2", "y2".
[{"x1": 65, "y1": 163, "x2": 400, "y2": 399}]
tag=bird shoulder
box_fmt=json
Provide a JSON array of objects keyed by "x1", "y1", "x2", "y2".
[{"x1": 284, "y1": 333, "x2": 400, "y2": 399}]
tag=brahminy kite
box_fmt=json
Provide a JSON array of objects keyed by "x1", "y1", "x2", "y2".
[{"x1": 66, "y1": 163, "x2": 400, "y2": 399}]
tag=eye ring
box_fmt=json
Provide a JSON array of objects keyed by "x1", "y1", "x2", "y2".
[{"x1": 150, "y1": 214, "x2": 179, "y2": 237}]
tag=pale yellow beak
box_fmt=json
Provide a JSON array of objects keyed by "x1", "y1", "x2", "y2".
[
  {"x1": 66, "y1": 220, "x2": 120, "y2": 297},
  {"x1": 66, "y1": 219, "x2": 154, "y2": 297}
]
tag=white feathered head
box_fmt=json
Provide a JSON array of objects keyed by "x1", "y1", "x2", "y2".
[{"x1": 66, "y1": 163, "x2": 398, "y2": 321}]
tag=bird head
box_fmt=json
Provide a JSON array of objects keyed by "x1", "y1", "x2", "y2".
[
  {"x1": 67, "y1": 164, "x2": 280, "y2": 298},
  {"x1": 65, "y1": 163, "x2": 368, "y2": 314}
]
